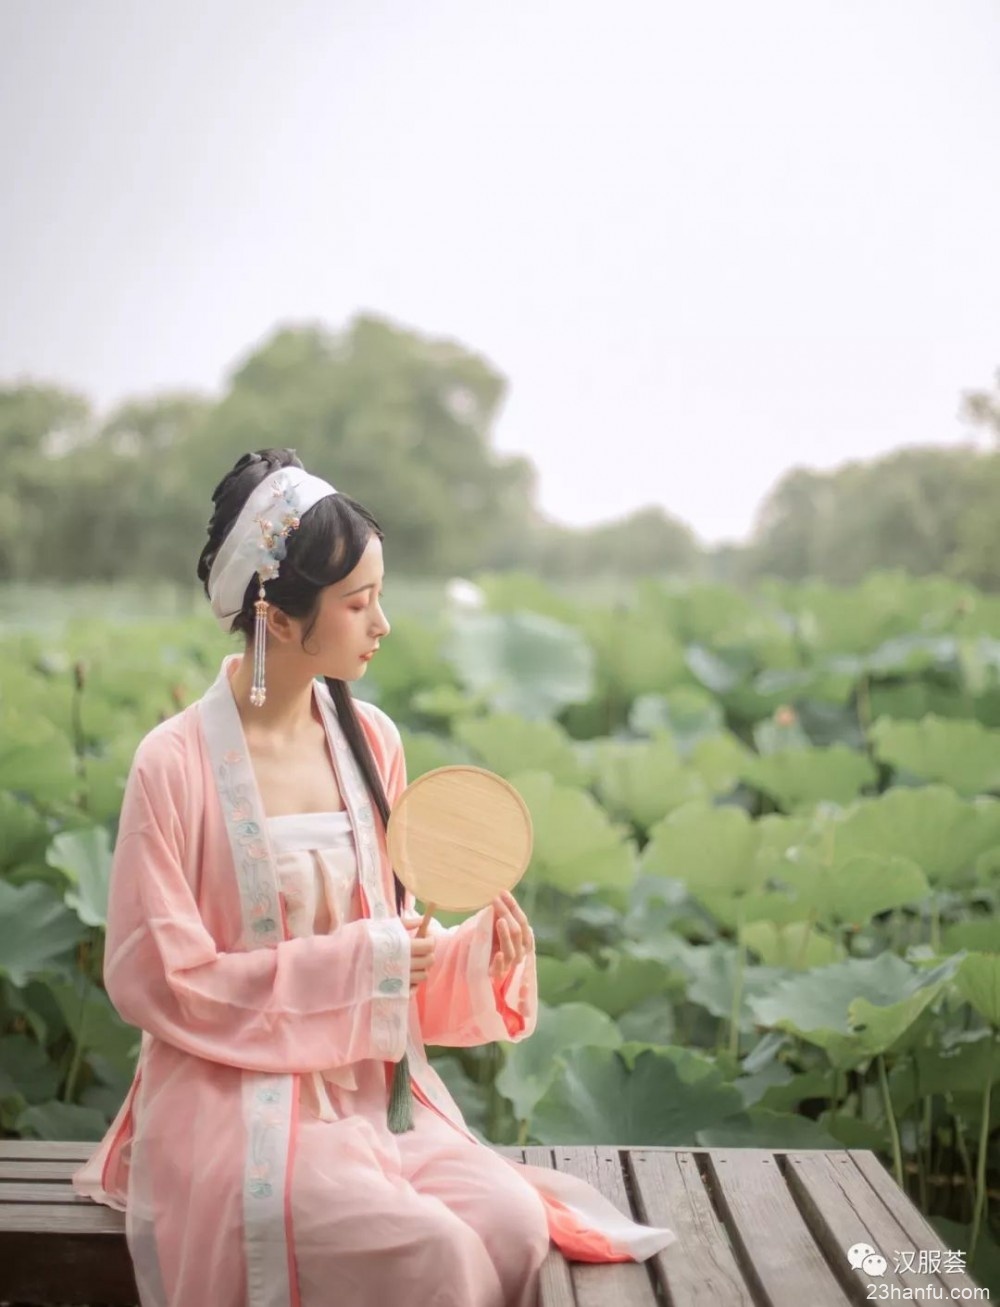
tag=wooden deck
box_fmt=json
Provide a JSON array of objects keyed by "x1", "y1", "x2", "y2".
[{"x1": 0, "y1": 1140, "x2": 984, "y2": 1305}]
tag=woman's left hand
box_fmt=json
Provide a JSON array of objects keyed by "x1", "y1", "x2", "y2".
[{"x1": 488, "y1": 889, "x2": 534, "y2": 982}]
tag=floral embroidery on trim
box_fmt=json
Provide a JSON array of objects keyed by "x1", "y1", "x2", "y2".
[
  {"x1": 243, "y1": 1077, "x2": 289, "y2": 1201},
  {"x1": 217, "y1": 756, "x2": 281, "y2": 946},
  {"x1": 369, "y1": 918, "x2": 408, "y2": 1057},
  {"x1": 370, "y1": 918, "x2": 406, "y2": 987},
  {"x1": 203, "y1": 664, "x2": 296, "y2": 1307}
]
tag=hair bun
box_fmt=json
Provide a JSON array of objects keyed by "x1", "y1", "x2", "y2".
[{"x1": 233, "y1": 451, "x2": 265, "y2": 474}]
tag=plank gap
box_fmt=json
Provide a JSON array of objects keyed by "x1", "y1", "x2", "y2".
[{"x1": 692, "y1": 1152, "x2": 769, "y2": 1306}]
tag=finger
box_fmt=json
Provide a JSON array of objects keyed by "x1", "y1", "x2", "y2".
[
  {"x1": 502, "y1": 890, "x2": 531, "y2": 934},
  {"x1": 491, "y1": 923, "x2": 512, "y2": 975},
  {"x1": 499, "y1": 919, "x2": 517, "y2": 965},
  {"x1": 497, "y1": 892, "x2": 528, "y2": 939},
  {"x1": 495, "y1": 899, "x2": 522, "y2": 941}
]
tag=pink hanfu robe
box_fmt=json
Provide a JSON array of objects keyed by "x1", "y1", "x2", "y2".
[{"x1": 73, "y1": 652, "x2": 677, "y2": 1307}]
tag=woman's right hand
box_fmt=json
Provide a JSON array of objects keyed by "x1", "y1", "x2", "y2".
[{"x1": 402, "y1": 917, "x2": 437, "y2": 992}]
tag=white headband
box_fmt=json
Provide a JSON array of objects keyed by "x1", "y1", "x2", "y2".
[{"x1": 207, "y1": 466, "x2": 337, "y2": 633}]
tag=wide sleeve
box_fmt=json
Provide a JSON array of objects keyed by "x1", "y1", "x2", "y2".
[
  {"x1": 406, "y1": 893, "x2": 538, "y2": 1046},
  {"x1": 103, "y1": 758, "x2": 411, "y2": 1075},
  {"x1": 380, "y1": 714, "x2": 537, "y2": 1047}
]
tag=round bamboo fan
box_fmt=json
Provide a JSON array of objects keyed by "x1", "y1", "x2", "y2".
[{"x1": 386, "y1": 765, "x2": 533, "y2": 916}]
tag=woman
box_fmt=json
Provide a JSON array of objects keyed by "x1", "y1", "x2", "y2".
[{"x1": 73, "y1": 448, "x2": 676, "y2": 1307}]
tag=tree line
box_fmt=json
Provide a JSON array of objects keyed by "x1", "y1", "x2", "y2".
[{"x1": 2, "y1": 314, "x2": 998, "y2": 591}]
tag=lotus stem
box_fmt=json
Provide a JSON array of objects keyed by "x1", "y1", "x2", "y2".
[
  {"x1": 857, "y1": 674, "x2": 872, "y2": 734},
  {"x1": 793, "y1": 910, "x2": 817, "y2": 970},
  {"x1": 970, "y1": 1034, "x2": 995, "y2": 1259},
  {"x1": 951, "y1": 1102, "x2": 975, "y2": 1222},
  {"x1": 729, "y1": 907, "x2": 746, "y2": 1061},
  {"x1": 877, "y1": 1053, "x2": 905, "y2": 1191},
  {"x1": 930, "y1": 900, "x2": 941, "y2": 954},
  {"x1": 63, "y1": 961, "x2": 92, "y2": 1104},
  {"x1": 912, "y1": 1063, "x2": 927, "y2": 1212},
  {"x1": 70, "y1": 660, "x2": 88, "y2": 811}
]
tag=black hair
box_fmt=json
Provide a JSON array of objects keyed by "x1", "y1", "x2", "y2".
[{"x1": 196, "y1": 447, "x2": 404, "y2": 915}]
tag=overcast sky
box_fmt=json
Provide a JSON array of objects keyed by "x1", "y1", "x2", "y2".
[{"x1": 2, "y1": 1, "x2": 998, "y2": 544}]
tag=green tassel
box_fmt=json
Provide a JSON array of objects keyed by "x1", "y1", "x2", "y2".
[{"x1": 387, "y1": 1052, "x2": 415, "y2": 1133}]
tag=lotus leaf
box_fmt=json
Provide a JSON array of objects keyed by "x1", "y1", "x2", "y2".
[
  {"x1": 689, "y1": 733, "x2": 755, "y2": 794},
  {"x1": 943, "y1": 921, "x2": 1000, "y2": 954},
  {"x1": 508, "y1": 770, "x2": 635, "y2": 896},
  {"x1": 680, "y1": 940, "x2": 790, "y2": 1030},
  {"x1": 592, "y1": 736, "x2": 706, "y2": 829},
  {"x1": 0, "y1": 1034, "x2": 60, "y2": 1104},
  {"x1": 742, "y1": 745, "x2": 877, "y2": 811},
  {"x1": 780, "y1": 853, "x2": 930, "y2": 928},
  {"x1": 0, "y1": 881, "x2": 85, "y2": 985},
  {"x1": 956, "y1": 954, "x2": 1000, "y2": 1028},
  {"x1": 580, "y1": 607, "x2": 688, "y2": 699},
  {"x1": 640, "y1": 803, "x2": 764, "y2": 903},
  {"x1": 627, "y1": 688, "x2": 724, "y2": 753},
  {"x1": 0, "y1": 791, "x2": 49, "y2": 871},
  {"x1": 755, "y1": 1069, "x2": 832, "y2": 1113},
  {"x1": 0, "y1": 710, "x2": 78, "y2": 802},
  {"x1": 397, "y1": 726, "x2": 459, "y2": 780},
  {"x1": 748, "y1": 952, "x2": 961, "y2": 1069},
  {"x1": 685, "y1": 644, "x2": 752, "y2": 696},
  {"x1": 496, "y1": 1002, "x2": 622, "y2": 1120},
  {"x1": 44, "y1": 975, "x2": 140, "y2": 1077},
  {"x1": 812, "y1": 787, "x2": 1000, "y2": 889},
  {"x1": 889, "y1": 1031, "x2": 1000, "y2": 1113},
  {"x1": 696, "y1": 1107, "x2": 842, "y2": 1148},
  {"x1": 446, "y1": 609, "x2": 594, "y2": 719},
  {"x1": 871, "y1": 716, "x2": 1000, "y2": 797},
  {"x1": 453, "y1": 713, "x2": 586, "y2": 785},
  {"x1": 536, "y1": 949, "x2": 675, "y2": 1017},
  {"x1": 740, "y1": 920, "x2": 843, "y2": 969},
  {"x1": 531, "y1": 1045, "x2": 743, "y2": 1145},
  {"x1": 47, "y1": 826, "x2": 114, "y2": 928},
  {"x1": 817, "y1": 1112, "x2": 890, "y2": 1151},
  {"x1": 616, "y1": 995, "x2": 677, "y2": 1045},
  {"x1": 16, "y1": 1100, "x2": 107, "y2": 1141}
]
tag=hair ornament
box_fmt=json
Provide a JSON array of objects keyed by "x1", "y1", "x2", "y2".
[{"x1": 206, "y1": 465, "x2": 338, "y2": 703}]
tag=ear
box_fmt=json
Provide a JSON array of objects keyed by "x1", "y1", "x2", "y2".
[{"x1": 267, "y1": 604, "x2": 299, "y2": 643}]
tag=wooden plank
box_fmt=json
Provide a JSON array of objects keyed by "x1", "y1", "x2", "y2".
[
  {"x1": 627, "y1": 1149, "x2": 753, "y2": 1307},
  {"x1": 0, "y1": 1158, "x2": 83, "y2": 1182},
  {"x1": 552, "y1": 1147, "x2": 658, "y2": 1307},
  {"x1": 523, "y1": 1147, "x2": 578, "y2": 1307},
  {"x1": 851, "y1": 1151, "x2": 982, "y2": 1295},
  {"x1": 0, "y1": 1139, "x2": 95, "y2": 1160},
  {"x1": 783, "y1": 1150, "x2": 939, "y2": 1302},
  {"x1": 0, "y1": 1183, "x2": 94, "y2": 1204},
  {"x1": 706, "y1": 1148, "x2": 852, "y2": 1307},
  {"x1": 0, "y1": 1203, "x2": 127, "y2": 1234}
]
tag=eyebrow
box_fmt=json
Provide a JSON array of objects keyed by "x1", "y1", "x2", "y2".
[{"x1": 343, "y1": 576, "x2": 384, "y2": 597}]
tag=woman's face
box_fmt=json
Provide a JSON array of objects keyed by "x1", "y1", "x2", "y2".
[{"x1": 295, "y1": 534, "x2": 391, "y2": 680}]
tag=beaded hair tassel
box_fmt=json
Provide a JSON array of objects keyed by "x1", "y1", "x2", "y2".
[
  {"x1": 250, "y1": 583, "x2": 269, "y2": 707},
  {"x1": 249, "y1": 494, "x2": 301, "y2": 709}
]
